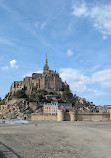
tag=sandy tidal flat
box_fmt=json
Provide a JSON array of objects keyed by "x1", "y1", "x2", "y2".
[{"x1": 0, "y1": 121, "x2": 111, "y2": 158}]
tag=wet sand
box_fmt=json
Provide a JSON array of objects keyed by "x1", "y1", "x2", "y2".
[{"x1": 0, "y1": 121, "x2": 111, "y2": 158}]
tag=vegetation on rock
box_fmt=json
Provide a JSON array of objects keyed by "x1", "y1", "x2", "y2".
[
  {"x1": 0, "y1": 97, "x2": 5, "y2": 105},
  {"x1": 9, "y1": 84, "x2": 75, "y2": 104},
  {"x1": 27, "y1": 89, "x2": 53, "y2": 103},
  {"x1": 14, "y1": 90, "x2": 28, "y2": 98}
]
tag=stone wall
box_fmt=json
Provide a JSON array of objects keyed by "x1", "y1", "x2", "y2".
[
  {"x1": 31, "y1": 113, "x2": 57, "y2": 121},
  {"x1": 77, "y1": 113, "x2": 110, "y2": 121},
  {"x1": 57, "y1": 110, "x2": 110, "y2": 122},
  {"x1": 31, "y1": 111, "x2": 111, "y2": 122}
]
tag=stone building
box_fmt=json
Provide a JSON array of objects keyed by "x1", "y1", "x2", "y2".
[
  {"x1": 10, "y1": 55, "x2": 65, "y2": 96},
  {"x1": 44, "y1": 102, "x2": 58, "y2": 115},
  {"x1": 43, "y1": 102, "x2": 72, "y2": 115}
]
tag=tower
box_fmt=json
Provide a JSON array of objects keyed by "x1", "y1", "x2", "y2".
[{"x1": 43, "y1": 54, "x2": 49, "y2": 74}]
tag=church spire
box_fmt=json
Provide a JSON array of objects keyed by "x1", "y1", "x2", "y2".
[
  {"x1": 46, "y1": 54, "x2": 48, "y2": 64},
  {"x1": 43, "y1": 53, "x2": 49, "y2": 71}
]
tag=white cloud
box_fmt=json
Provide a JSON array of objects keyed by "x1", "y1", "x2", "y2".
[
  {"x1": 60, "y1": 68, "x2": 89, "y2": 92},
  {"x1": 88, "y1": 65, "x2": 101, "y2": 72},
  {"x1": 0, "y1": 37, "x2": 14, "y2": 46},
  {"x1": 2, "y1": 66, "x2": 9, "y2": 70},
  {"x1": 91, "y1": 69, "x2": 111, "y2": 88},
  {"x1": 2, "y1": 59, "x2": 18, "y2": 70},
  {"x1": 72, "y1": 2, "x2": 88, "y2": 17},
  {"x1": 0, "y1": 1, "x2": 53, "y2": 49},
  {"x1": 72, "y1": 2, "x2": 111, "y2": 38},
  {"x1": 82, "y1": 89, "x2": 109, "y2": 100},
  {"x1": 9, "y1": 59, "x2": 18, "y2": 68},
  {"x1": 23, "y1": 73, "x2": 32, "y2": 77},
  {"x1": 36, "y1": 70, "x2": 43, "y2": 73},
  {"x1": 60, "y1": 68, "x2": 111, "y2": 90},
  {"x1": 93, "y1": 65, "x2": 101, "y2": 70},
  {"x1": 66, "y1": 49, "x2": 74, "y2": 56},
  {"x1": 59, "y1": 68, "x2": 111, "y2": 100},
  {"x1": 0, "y1": 1, "x2": 11, "y2": 13}
]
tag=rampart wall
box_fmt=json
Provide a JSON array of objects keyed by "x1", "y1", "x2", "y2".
[
  {"x1": 31, "y1": 113, "x2": 57, "y2": 121},
  {"x1": 29, "y1": 110, "x2": 111, "y2": 122},
  {"x1": 77, "y1": 113, "x2": 110, "y2": 121}
]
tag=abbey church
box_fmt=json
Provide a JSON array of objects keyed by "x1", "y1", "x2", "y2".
[{"x1": 10, "y1": 56, "x2": 66, "y2": 95}]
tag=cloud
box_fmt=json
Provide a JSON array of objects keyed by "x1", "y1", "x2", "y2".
[
  {"x1": 0, "y1": 37, "x2": 14, "y2": 46},
  {"x1": 2, "y1": 66, "x2": 9, "y2": 70},
  {"x1": 9, "y1": 59, "x2": 18, "y2": 68},
  {"x1": 0, "y1": 1, "x2": 53, "y2": 50},
  {"x1": 59, "y1": 68, "x2": 111, "y2": 100},
  {"x1": 0, "y1": 1, "x2": 11, "y2": 13},
  {"x1": 87, "y1": 65, "x2": 101, "y2": 72},
  {"x1": 92, "y1": 65, "x2": 101, "y2": 70},
  {"x1": 72, "y1": 1, "x2": 111, "y2": 38},
  {"x1": 60, "y1": 68, "x2": 89, "y2": 92},
  {"x1": 60, "y1": 68, "x2": 111, "y2": 90},
  {"x1": 66, "y1": 49, "x2": 74, "y2": 56},
  {"x1": 82, "y1": 89, "x2": 109, "y2": 100},
  {"x1": 2, "y1": 59, "x2": 18, "y2": 70},
  {"x1": 91, "y1": 69, "x2": 111, "y2": 88},
  {"x1": 72, "y1": 2, "x2": 88, "y2": 17}
]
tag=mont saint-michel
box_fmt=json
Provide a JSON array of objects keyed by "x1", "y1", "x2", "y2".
[
  {"x1": 0, "y1": 55, "x2": 111, "y2": 122},
  {"x1": 10, "y1": 55, "x2": 65, "y2": 96},
  {"x1": 0, "y1": 0, "x2": 111, "y2": 158}
]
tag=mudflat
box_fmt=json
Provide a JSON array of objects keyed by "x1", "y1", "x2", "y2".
[{"x1": 0, "y1": 121, "x2": 111, "y2": 158}]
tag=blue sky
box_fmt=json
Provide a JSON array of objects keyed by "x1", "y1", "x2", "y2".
[{"x1": 0, "y1": 0, "x2": 111, "y2": 105}]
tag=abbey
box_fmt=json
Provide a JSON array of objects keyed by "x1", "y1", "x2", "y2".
[{"x1": 10, "y1": 55, "x2": 65, "y2": 95}]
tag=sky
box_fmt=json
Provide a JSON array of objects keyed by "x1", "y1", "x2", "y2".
[{"x1": 0, "y1": 0, "x2": 111, "y2": 106}]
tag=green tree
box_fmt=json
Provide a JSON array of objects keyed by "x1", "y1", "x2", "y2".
[
  {"x1": 56, "y1": 94, "x2": 61, "y2": 99},
  {"x1": 5, "y1": 93, "x2": 9, "y2": 98},
  {"x1": 14, "y1": 90, "x2": 27, "y2": 98},
  {"x1": 61, "y1": 85, "x2": 70, "y2": 92},
  {"x1": 45, "y1": 97, "x2": 53, "y2": 103},
  {"x1": 36, "y1": 90, "x2": 48, "y2": 95},
  {"x1": 0, "y1": 99, "x2": 5, "y2": 105}
]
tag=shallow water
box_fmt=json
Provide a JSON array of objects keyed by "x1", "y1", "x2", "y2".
[{"x1": 0, "y1": 119, "x2": 28, "y2": 124}]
